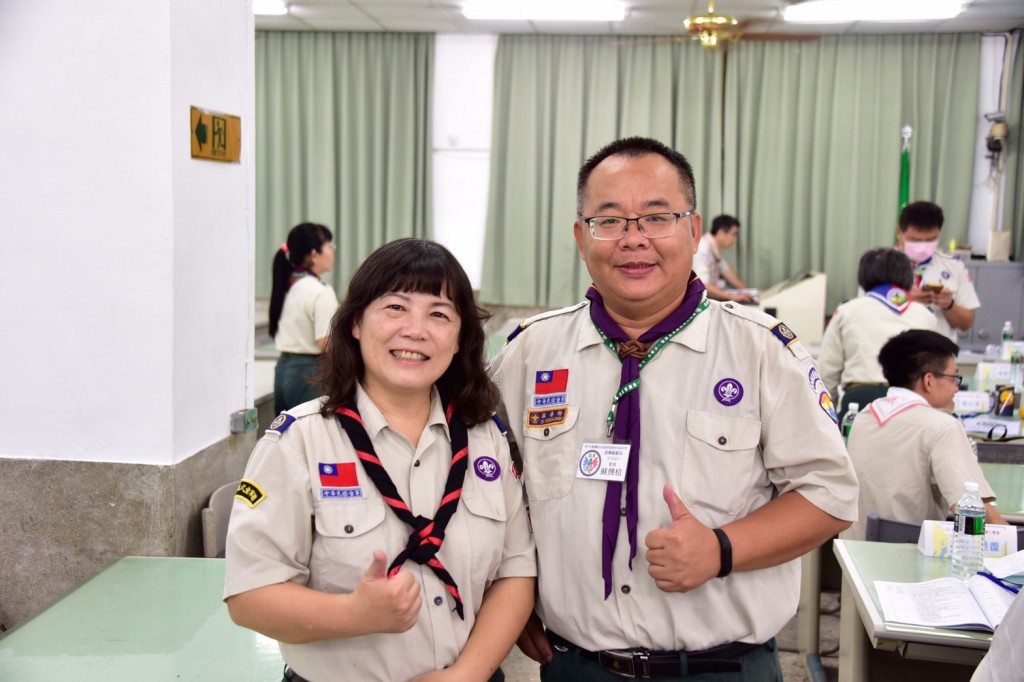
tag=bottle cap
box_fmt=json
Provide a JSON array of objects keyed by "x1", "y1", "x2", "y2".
[
  {"x1": 964, "y1": 481, "x2": 979, "y2": 492},
  {"x1": 849, "y1": 403, "x2": 859, "y2": 412}
]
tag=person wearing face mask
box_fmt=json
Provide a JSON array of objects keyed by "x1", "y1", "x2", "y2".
[
  {"x1": 841, "y1": 329, "x2": 1005, "y2": 541},
  {"x1": 896, "y1": 201, "x2": 980, "y2": 342}
]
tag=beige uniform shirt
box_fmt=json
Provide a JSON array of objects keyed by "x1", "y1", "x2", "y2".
[
  {"x1": 275, "y1": 276, "x2": 338, "y2": 354},
  {"x1": 915, "y1": 252, "x2": 980, "y2": 343},
  {"x1": 694, "y1": 233, "x2": 729, "y2": 288},
  {"x1": 971, "y1": 591, "x2": 1024, "y2": 682},
  {"x1": 817, "y1": 295, "x2": 936, "y2": 398},
  {"x1": 842, "y1": 387, "x2": 995, "y2": 541},
  {"x1": 489, "y1": 299, "x2": 858, "y2": 651},
  {"x1": 224, "y1": 387, "x2": 536, "y2": 682}
]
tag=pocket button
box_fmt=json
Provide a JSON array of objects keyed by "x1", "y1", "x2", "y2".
[
  {"x1": 718, "y1": 436, "x2": 727, "y2": 446},
  {"x1": 344, "y1": 524, "x2": 354, "y2": 534}
]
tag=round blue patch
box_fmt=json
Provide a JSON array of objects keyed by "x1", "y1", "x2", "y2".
[
  {"x1": 714, "y1": 378, "x2": 744, "y2": 406},
  {"x1": 474, "y1": 456, "x2": 501, "y2": 481},
  {"x1": 941, "y1": 270, "x2": 951, "y2": 280}
]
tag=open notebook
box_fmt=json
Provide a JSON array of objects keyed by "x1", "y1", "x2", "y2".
[{"x1": 875, "y1": 576, "x2": 1017, "y2": 633}]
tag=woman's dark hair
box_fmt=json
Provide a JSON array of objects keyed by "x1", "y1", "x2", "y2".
[
  {"x1": 878, "y1": 329, "x2": 959, "y2": 388},
  {"x1": 857, "y1": 247, "x2": 914, "y2": 291},
  {"x1": 268, "y1": 223, "x2": 333, "y2": 338},
  {"x1": 317, "y1": 238, "x2": 498, "y2": 426}
]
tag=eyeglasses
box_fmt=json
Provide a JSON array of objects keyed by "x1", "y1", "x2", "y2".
[
  {"x1": 931, "y1": 372, "x2": 963, "y2": 389},
  {"x1": 581, "y1": 211, "x2": 694, "y2": 241}
]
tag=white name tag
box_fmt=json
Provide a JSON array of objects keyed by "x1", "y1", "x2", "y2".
[{"x1": 577, "y1": 442, "x2": 630, "y2": 482}]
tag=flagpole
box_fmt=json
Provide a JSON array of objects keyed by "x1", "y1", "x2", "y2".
[{"x1": 896, "y1": 125, "x2": 912, "y2": 244}]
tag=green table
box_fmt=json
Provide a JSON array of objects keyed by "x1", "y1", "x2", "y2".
[
  {"x1": 0, "y1": 557, "x2": 282, "y2": 681},
  {"x1": 833, "y1": 540, "x2": 991, "y2": 682},
  {"x1": 981, "y1": 461, "x2": 1024, "y2": 520}
]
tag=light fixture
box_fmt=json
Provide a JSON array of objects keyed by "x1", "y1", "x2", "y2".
[
  {"x1": 461, "y1": 0, "x2": 626, "y2": 22},
  {"x1": 784, "y1": 0, "x2": 966, "y2": 23},
  {"x1": 253, "y1": 0, "x2": 288, "y2": 16}
]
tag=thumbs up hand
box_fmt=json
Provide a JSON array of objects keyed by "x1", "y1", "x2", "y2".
[
  {"x1": 353, "y1": 550, "x2": 422, "y2": 633},
  {"x1": 644, "y1": 484, "x2": 722, "y2": 593}
]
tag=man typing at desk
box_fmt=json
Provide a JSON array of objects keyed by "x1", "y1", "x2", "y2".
[{"x1": 694, "y1": 214, "x2": 756, "y2": 303}]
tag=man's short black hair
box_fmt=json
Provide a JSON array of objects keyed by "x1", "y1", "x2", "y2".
[
  {"x1": 576, "y1": 136, "x2": 696, "y2": 215},
  {"x1": 710, "y1": 214, "x2": 740, "y2": 236},
  {"x1": 878, "y1": 329, "x2": 959, "y2": 388},
  {"x1": 857, "y1": 248, "x2": 913, "y2": 291},
  {"x1": 898, "y1": 201, "x2": 944, "y2": 232}
]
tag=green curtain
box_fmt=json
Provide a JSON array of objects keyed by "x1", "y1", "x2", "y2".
[
  {"x1": 255, "y1": 31, "x2": 433, "y2": 297},
  {"x1": 724, "y1": 34, "x2": 981, "y2": 312},
  {"x1": 480, "y1": 35, "x2": 724, "y2": 308},
  {"x1": 1005, "y1": 33, "x2": 1024, "y2": 261}
]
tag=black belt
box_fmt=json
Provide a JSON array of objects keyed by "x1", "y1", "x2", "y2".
[
  {"x1": 283, "y1": 666, "x2": 312, "y2": 682},
  {"x1": 547, "y1": 630, "x2": 760, "y2": 678}
]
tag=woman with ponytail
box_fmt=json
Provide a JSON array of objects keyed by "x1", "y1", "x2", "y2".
[{"x1": 269, "y1": 223, "x2": 337, "y2": 413}]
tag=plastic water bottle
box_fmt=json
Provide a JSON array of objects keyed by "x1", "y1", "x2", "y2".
[
  {"x1": 1003, "y1": 320, "x2": 1015, "y2": 341},
  {"x1": 840, "y1": 403, "x2": 859, "y2": 444},
  {"x1": 950, "y1": 482, "x2": 985, "y2": 581}
]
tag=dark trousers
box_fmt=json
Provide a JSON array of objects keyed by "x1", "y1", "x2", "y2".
[
  {"x1": 274, "y1": 354, "x2": 321, "y2": 413},
  {"x1": 539, "y1": 639, "x2": 783, "y2": 682}
]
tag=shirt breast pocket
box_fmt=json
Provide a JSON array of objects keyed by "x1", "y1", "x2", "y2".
[
  {"x1": 311, "y1": 498, "x2": 387, "y2": 593},
  {"x1": 521, "y1": 406, "x2": 580, "y2": 501},
  {"x1": 681, "y1": 411, "x2": 762, "y2": 524},
  {"x1": 461, "y1": 482, "x2": 508, "y2": 583}
]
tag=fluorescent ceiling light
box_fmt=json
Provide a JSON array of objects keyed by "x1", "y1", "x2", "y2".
[
  {"x1": 784, "y1": 0, "x2": 966, "y2": 23},
  {"x1": 253, "y1": 0, "x2": 288, "y2": 16},
  {"x1": 461, "y1": 0, "x2": 626, "y2": 22}
]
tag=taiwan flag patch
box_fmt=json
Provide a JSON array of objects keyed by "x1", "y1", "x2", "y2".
[
  {"x1": 535, "y1": 369, "x2": 568, "y2": 394},
  {"x1": 319, "y1": 462, "x2": 358, "y2": 488}
]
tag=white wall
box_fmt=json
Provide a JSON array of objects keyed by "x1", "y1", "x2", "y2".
[
  {"x1": 0, "y1": 0, "x2": 254, "y2": 465},
  {"x1": 432, "y1": 34, "x2": 498, "y2": 289}
]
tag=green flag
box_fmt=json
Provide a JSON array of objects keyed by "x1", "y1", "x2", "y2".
[{"x1": 895, "y1": 125, "x2": 912, "y2": 244}]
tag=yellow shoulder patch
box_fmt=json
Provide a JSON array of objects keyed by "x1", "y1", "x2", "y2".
[{"x1": 235, "y1": 479, "x2": 266, "y2": 508}]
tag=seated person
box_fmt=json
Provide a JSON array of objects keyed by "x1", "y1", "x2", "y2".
[
  {"x1": 818, "y1": 248, "x2": 936, "y2": 419},
  {"x1": 842, "y1": 329, "x2": 1006, "y2": 540},
  {"x1": 694, "y1": 214, "x2": 754, "y2": 302}
]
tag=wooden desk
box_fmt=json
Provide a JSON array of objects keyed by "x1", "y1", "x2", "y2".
[
  {"x1": 833, "y1": 540, "x2": 990, "y2": 682},
  {"x1": 0, "y1": 557, "x2": 282, "y2": 681}
]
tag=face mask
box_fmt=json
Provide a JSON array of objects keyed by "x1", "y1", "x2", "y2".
[{"x1": 902, "y1": 239, "x2": 938, "y2": 263}]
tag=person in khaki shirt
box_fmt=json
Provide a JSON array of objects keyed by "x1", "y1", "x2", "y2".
[
  {"x1": 896, "y1": 201, "x2": 981, "y2": 343},
  {"x1": 817, "y1": 247, "x2": 936, "y2": 418},
  {"x1": 225, "y1": 239, "x2": 536, "y2": 682},
  {"x1": 489, "y1": 137, "x2": 858, "y2": 681},
  {"x1": 842, "y1": 329, "x2": 1005, "y2": 541},
  {"x1": 269, "y1": 222, "x2": 339, "y2": 413}
]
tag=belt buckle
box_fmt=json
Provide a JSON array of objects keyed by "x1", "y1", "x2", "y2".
[{"x1": 597, "y1": 650, "x2": 651, "y2": 678}]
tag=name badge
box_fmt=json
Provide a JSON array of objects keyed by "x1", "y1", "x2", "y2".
[{"x1": 577, "y1": 442, "x2": 630, "y2": 482}]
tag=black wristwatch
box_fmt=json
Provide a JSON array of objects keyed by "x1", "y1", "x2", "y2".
[{"x1": 713, "y1": 527, "x2": 733, "y2": 578}]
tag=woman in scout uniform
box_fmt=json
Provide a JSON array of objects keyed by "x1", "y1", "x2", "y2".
[
  {"x1": 269, "y1": 222, "x2": 338, "y2": 413},
  {"x1": 225, "y1": 238, "x2": 536, "y2": 682}
]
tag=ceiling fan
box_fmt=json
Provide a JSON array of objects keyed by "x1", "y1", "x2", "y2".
[{"x1": 681, "y1": 1, "x2": 820, "y2": 48}]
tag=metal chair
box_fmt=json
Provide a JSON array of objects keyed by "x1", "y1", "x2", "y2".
[
  {"x1": 864, "y1": 512, "x2": 921, "y2": 544},
  {"x1": 201, "y1": 480, "x2": 240, "y2": 558}
]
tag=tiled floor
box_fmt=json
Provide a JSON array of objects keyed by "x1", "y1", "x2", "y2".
[{"x1": 497, "y1": 592, "x2": 841, "y2": 681}]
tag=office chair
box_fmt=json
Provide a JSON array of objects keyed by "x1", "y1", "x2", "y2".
[
  {"x1": 202, "y1": 480, "x2": 240, "y2": 558},
  {"x1": 864, "y1": 512, "x2": 922, "y2": 544}
]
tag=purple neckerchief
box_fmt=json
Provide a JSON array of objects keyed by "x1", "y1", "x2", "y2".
[
  {"x1": 586, "y1": 274, "x2": 707, "y2": 598},
  {"x1": 866, "y1": 284, "x2": 910, "y2": 314}
]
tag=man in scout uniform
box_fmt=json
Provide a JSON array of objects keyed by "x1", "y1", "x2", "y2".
[
  {"x1": 490, "y1": 136, "x2": 858, "y2": 680},
  {"x1": 896, "y1": 201, "x2": 980, "y2": 343}
]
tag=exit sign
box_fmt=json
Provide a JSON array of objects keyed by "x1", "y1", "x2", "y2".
[{"x1": 190, "y1": 106, "x2": 241, "y2": 163}]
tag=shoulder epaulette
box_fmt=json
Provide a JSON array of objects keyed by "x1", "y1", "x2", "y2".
[
  {"x1": 490, "y1": 413, "x2": 507, "y2": 435},
  {"x1": 264, "y1": 400, "x2": 322, "y2": 437},
  {"x1": 718, "y1": 301, "x2": 807, "y2": 358},
  {"x1": 505, "y1": 301, "x2": 589, "y2": 343},
  {"x1": 266, "y1": 413, "x2": 295, "y2": 435}
]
